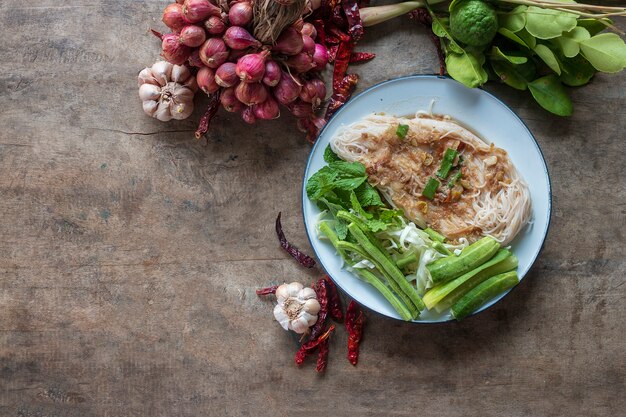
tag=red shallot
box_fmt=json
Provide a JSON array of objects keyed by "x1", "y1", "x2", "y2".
[
  {"x1": 197, "y1": 66, "x2": 221, "y2": 94},
  {"x1": 235, "y1": 81, "x2": 268, "y2": 106},
  {"x1": 215, "y1": 62, "x2": 238, "y2": 87},
  {"x1": 199, "y1": 37, "x2": 229, "y2": 68},
  {"x1": 228, "y1": 1, "x2": 253, "y2": 27},
  {"x1": 162, "y1": 3, "x2": 187, "y2": 31},
  {"x1": 182, "y1": 0, "x2": 220, "y2": 23},
  {"x1": 236, "y1": 51, "x2": 268, "y2": 83},
  {"x1": 224, "y1": 26, "x2": 261, "y2": 50},
  {"x1": 262, "y1": 60, "x2": 281, "y2": 87},
  {"x1": 179, "y1": 25, "x2": 207, "y2": 47}
]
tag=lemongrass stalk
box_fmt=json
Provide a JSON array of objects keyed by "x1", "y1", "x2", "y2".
[{"x1": 360, "y1": 0, "x2": 446, "y2": 27}]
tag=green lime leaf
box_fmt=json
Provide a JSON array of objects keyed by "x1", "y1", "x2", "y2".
[
  {"x1": 558, "y1": 53, "x2": 596, "y2": 87},
  {"x1": 517, "y1": 29, "x2": 537, "y2": 48},
  {"x1": 579, "y1": 33, "x2": 626, "y2": 73},
  {"x1": 491, "y1": 61, "x2": 527, "y2": 90},
  {"x1": 498, "y1": 27, "x2": 529, "y2": 48},
  {"x1": 432, "y1": 20, "x2": 447, "y2": 38},
  {"x1": 491, "y1": 46, "x2": 528, "y2": 64},
  {"x1": 554, "y1": 27, "x2": 590, "y2": 58},
  {"x1": 499, "y1": 5, "x2": 527, "y2": 33},
  {"x1": 576, "y1": 18, "x2": 612, "y2": 37},
  {"x1": 527, "y1": 75, "x2": 573, "y2": 116},
  {"x1": 534, "y1": 44, "x2": 561, "y2": 75},
  {"x1": 446, "y1": 50, "x2": 488, "y2": 88},
  {"x1": 525, "y1": 6, "x2": 577, "y2": 39}
]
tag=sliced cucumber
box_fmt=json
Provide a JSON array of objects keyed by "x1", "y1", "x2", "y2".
[
  {"x1": 427, "y1": 236, "x2": 500, "y2": 285},
  {"x1": 422, "y1": 249, "x2": 516, "y2": 310},
  {"x1": 451, "y1": 271, "x2": 519, "y2": 320}
]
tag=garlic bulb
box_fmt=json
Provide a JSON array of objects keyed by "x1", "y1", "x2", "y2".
[
  {"x1": 273, "y1": 282, "x2": 320, "y2": 334},
  {"x1": 138, "y1": 61, "x2": 198, "y2": 122}
]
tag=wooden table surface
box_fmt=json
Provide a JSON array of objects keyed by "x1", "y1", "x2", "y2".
[{"x1": 1, "y1": 1, "x2": 624, "y2": 416}]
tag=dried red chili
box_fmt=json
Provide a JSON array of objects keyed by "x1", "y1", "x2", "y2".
[
  {"x1": 331, "y1": 6, "x2": 348, "y2": 28},
  {"x1": 345, "y1": 300, "x2": 365, "y2": 366},
  {"x1": 327, "y1": 26, "x2": 351, "y2": 43},
  {"x1": 324, "y1": 275, "x2": 343, "y2": 321},
  {"x1": 308, "y1": 278, "x2": 329, "y2": 341},
  {"x1": 194, "y1": 91, "x2": 221, "y2": 139},
  {"x1": 275, "y1": 212, "x2": 316, "y2": 268},
  {"x1": 332, "y1": 41, "x2": 354, "y2": 91},
  {"x1": 255, "y1": 285, "x2": 278, "y2": 296},
  {"x1": 325, "y1": 73, "x2": 359, "y2": 120},
  {"x1": 349, "y1": 52, "x2": 375, "y2": 63},
  {"x1": 409, "y1": 9, "x2": 445, "y2": 76},
  {"x1": 316, "y1": 337, "x2": 330, "y2": 372},
  {"x1": 342, "y1": 0, "x2": 364, "y2": 42},
  {"x1": 312, "y1": 20, "x2": 327, "y2": 47},
  {"x1": 328, "y1": 45, "x2": 339, "y2": 63},
  {"x1": 294, "y1": 324, "x2": 335, "y2": 365}
]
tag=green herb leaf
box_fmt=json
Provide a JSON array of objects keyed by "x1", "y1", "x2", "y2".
[
  {"x1": 579, "y1": 33, "x2": 626, "y2": 73},
  {"x1": 445, "y1": 50, "x2": 488, "y2": 88},
  {"x1": 498, "y1": 28, "x2": 529, "y2": 48},
  {"x1": 554, "y1": 26, "x2": 590, "y2": 58},
  {"x1": 328, "y1": 161, "x2": 366, "y2": 177},
  {"x1": 558, "y1": 53, "x2": 596, "y2": 87},
  {"x1": 323, "y1": 144, "x2": 341, "y2": 163},
  {"x1": 355, "y1": 182, "x2": 383, "y2": 207},
  {"x1": 333, "y1": 176, "x2": 367, "y2": 191},
  {"x1": 534, "y1": 44, "x2": 562, "y2": 75},
  {"x1": 524, "y1": 6, "x2": 577, "y2": 40},
  {"x1": 350, "y1": 191, "x2": 373, "y2": 219},
  {"x1": 491, "y1": 46, "x2": 528, "y2": 64},
  {"x1": 527, "y1": 75, "x2": 573, "y2": 116},
  {"x1": 499, "y1": 5, "x2": 527, "y2": 33},
  {"x1": 576, "y1": 18, "x2": 612, "y2": 37},
  {"x1": 306, "y1": 168, "x2": 338, "y2": 200},
  {"x1": 319, "y1": 197, "x2": 348, "y2": 239}
]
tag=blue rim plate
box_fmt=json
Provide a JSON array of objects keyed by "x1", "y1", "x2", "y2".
[{"x1": 302, "y1": 75, "x2": 552, "y2": 323}]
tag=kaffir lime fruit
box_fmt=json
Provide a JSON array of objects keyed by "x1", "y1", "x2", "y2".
[{"x1": 450, "y1": 0, "x2": 498, "y2": 46}]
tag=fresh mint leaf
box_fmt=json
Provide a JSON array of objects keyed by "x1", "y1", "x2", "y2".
[
  {"x1": 334, "y1": 176, "x2": 367, "y2": 191},
  {"x1": 366, "y1": 218, "x2": 388, "y2": 233},
  {"x1": 319, "y1": 197, "x2": 349, "y2": 239},
  {"x1": 323, "y1": 144, "x2": 341, "y2": 163},
  {"x1": 355, "y1": 182, "x2": 383, "y2": 207},
  {"x1": 329, "y1": 161, "x2": 366, "y2": 177},
  {"x1": 306, "y1": 167, "x2": 337, "y2": 200},
  {"x1": 350, "y1": 191, "x2": 373, "y2": 220}
]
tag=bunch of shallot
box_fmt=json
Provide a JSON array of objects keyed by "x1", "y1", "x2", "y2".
[{"x1": 154, "y1": 0, "x2": 329, "y2": 138}]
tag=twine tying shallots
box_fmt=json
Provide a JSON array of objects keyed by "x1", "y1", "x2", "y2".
[{"x1": 253, "y1": 0, "x2": 308, "y2": 44}]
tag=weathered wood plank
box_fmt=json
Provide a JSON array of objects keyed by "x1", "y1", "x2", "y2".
[{"x1": 0, "y1": 0, "x2": 624, "y2": 416}]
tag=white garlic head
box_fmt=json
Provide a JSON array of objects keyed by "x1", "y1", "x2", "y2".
[
  {"x1": 273, "y1": 282, "x2": 320, "y2": 334},
  {"x1": 138, "y1": 61, "x2": 199, "y2": 122}
]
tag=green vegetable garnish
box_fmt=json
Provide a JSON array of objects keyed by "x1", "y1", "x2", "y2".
[
  {"x1": 422, "y1": 177, "x2": 440, "y2": 200},
  {"x1": 451, "y1": 271, "x2": 519, "y2": 320},
  {"x1": 448, "y1": 171, "x2": 462, "y2": 188},
  {"x1": 396, "y1": 124, "x2": 409, "y2": 139},
  {"x1": 436, "y1": 148, "x2": 459, "y2": 179},
  {"x1": 424, "y1": 227, "x2": 446, "y2": 242},
  {"x1": 427, "y1": 236, "x2": 500, "y2": 285}
]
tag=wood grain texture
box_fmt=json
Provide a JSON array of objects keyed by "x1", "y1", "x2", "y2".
[{"x1": 0, "y1": 1, "x2": 624, "y2": 416}]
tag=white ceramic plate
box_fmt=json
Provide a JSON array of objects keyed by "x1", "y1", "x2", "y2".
[{"x1": 302, "y1": 75, "x2": 551, "y2": 323}]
